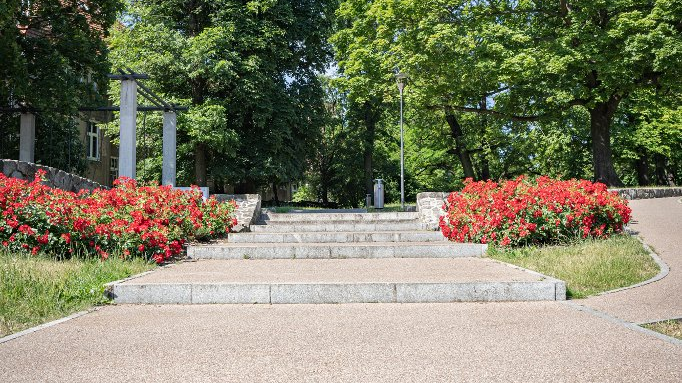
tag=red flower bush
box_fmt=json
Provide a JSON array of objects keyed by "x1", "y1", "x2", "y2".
[
  {"x1": 440, "y1": 176, "x2": 631, "y2": 246},
  {"x1": 0, "y1": 171, "x2": 237, "y2": 263}
]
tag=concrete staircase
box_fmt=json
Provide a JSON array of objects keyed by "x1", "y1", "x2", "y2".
[{"x1": 107, "y1": 210, "x2": 566, "y2": 304}]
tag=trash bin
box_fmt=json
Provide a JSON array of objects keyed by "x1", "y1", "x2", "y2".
[{"x1": 373, "y1": 179, "x2": 384, "y2": 209}]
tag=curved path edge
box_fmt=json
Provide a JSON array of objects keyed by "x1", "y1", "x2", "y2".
[{"x1": 563, "y1": 301, "x2": 682, "y2": 346}]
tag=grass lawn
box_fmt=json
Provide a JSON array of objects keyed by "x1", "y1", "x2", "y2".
[
  {"x1": 642, "y1": 319, "x2": 682, "y2": 340},
  {"x1": 0, "y1": 251, "x2": 155, "y2": 337},
  {"x1": 488, "y1": 235, "x2": 659, "y2": 299}
]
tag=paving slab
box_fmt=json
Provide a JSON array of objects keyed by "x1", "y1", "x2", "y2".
[
  {"x1": 117, "y1": 258, "x2": 543, "y2": 284},
  {"x1": 188, "y1": 241, "x2": 485, "y2": 259},
  {"x1": 108, "y1": 258, "x2": 565, "y2": 303},
  {"x1": 250, "y1": 221, "x2": 426, "y2": 232},
  {"x1": 226, "y1": 230, "x2": 448, "y2": 243},
  {"x1": 1, "y1": 303, "x2": 680, "y2": 382},
  {"x1": 260, "y1": 211, "x2": 420, "y2": 222},
  {"x1": 581, "y1": 197, "x2": 682, "y2": 323}
]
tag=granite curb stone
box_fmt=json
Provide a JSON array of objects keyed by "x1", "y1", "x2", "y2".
[{"x1": 109, "y1": 280, "x2": 567, "y2": 304}]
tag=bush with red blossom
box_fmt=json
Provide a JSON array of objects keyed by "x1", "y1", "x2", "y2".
[
  {"x1": 439, "y1": 176, "x2": 631, "y2": 247},
  {"x1": 0, "y1": 171, "x2": 237, "y2": 263}
]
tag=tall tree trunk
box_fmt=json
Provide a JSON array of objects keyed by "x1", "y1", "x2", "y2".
[
  {"x1": 272, "y1": 182, "x2": 280, "y2": 205},
  {"x1": 364, "y1": 146, "x2": 373, "y2": 196},
  {"x1": 320, "y1": 165, "x2": 330, "y2": 204},
  {"x1": 588, "y1": 96, "x2": 623, "y2": 186},
  {"x1": 479, "y1": 157, "x2": 491, "y2": 181},
  {"x1": 321, "y1": 184, "x2": 329, "y2": 204},
  {"x1": 654, "y1": 154, "x2": 676, "y2": 186},
  {"x1": 444, "y1": 112, "x2": 476, "y2": 179},
  {"x1": 477, "y1": 98, "x2": 491, "y2": 181},
  {"x1": 194, "y1": 142, "x2": 207, "y2": 186},
  {"x1": 634, "y1": 149, "x2": 650, "y2": 186}
]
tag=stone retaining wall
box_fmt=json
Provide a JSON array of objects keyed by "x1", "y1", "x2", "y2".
[
  {"x1": 1, "y1": 159, "x2": 105, "y2": 192},
  {"x1": 416, "y1": 192, "x2": 448, "y2": 231},
  {"x1": 609, "y1": 187, "x2": 682, "y2": 200},
  {"x1": 212, "y1": 194, "x2": 261, "y2": 232}
]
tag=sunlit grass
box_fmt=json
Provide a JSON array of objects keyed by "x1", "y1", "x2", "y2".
[
  {"x1": 0, "y1": 251, "x2": 155, "y2": 337},
  {"x1": 642, "y1": 319, "x2": 682, "y2": 340},
  {"x1": 488, "y1": 235, "x2": 659, "y2": 299}
]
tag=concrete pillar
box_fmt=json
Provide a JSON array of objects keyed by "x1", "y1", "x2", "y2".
[
  {"x1": 119, "y1": 79, "x2": 137, "y2": 178},
  {"x1": 19, "y1": 113, "x2": 36, "y2": 163},
  {"x1": 162, "y1": 111, "x2": 177, "y2": 186}
]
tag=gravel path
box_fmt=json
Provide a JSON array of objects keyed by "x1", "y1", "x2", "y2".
[
  {"x1": 1, "y1": 303, "x2": 680, "y2": 383},
  {"x1": 580, "y1": 197, "x2": 682, "y2": 323}
]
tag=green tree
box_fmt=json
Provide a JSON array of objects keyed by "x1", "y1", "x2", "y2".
[
  {"x1": 331, "y1": 0, "x2": 399, "y2": 196},
  {"x1": 0, "y1": 0, "x2": 120, "y2": 171},
  {"x1": 109, "y1": 0, "x2": 336, "y2": 190},
  {"x1": 333, "y1": 0, "x2": 682, "y2": 186}
]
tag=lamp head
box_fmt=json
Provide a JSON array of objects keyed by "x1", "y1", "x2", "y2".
[{"x1": 396, "y1": 72, "x2": 407, "y2": 92}]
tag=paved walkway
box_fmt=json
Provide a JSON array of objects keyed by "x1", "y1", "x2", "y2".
[
  {"x1": 581, "y1": 197, "x2": 682, "y2": 323},
  {"x1": 1, "y1": 198, "x2": 681, "y2": 382},
  {"x1": 1, "y1": 303, "x2": 680, "y2": 382}
]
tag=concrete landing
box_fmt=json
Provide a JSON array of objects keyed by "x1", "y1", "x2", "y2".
[
  {"x1": 188, "y1": 241, "x2": 485, "y2": 259},
  {"x1": 259, "y1": 212, "x2": 419, "y2": 222},
  {"x1": 107, "y1": 258, "x2": 566, "y2": 304},
  {"x1": 226, "y1": 231, "x2": 448, "y2": 243},
  {"x1": 249, "y1": 220, "x2": 427, "y2": 232}
]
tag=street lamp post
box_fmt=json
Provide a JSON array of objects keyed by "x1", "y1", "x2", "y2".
[{"x1": 396, "y1": 72, "x2": 407, "y2": 211}]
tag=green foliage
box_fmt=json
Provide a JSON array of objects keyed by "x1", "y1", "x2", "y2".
[
  {"x1": 109, "y1": 0, "x2": 337, "y2": 188},
  {"x1": 331, "y1": 0, "x2": 682, "y2": 187},
  {"x1": 0, "y1": 0, "x2": 120, "y2": 172}
]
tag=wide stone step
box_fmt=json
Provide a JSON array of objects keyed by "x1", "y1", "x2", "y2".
[
  {"x1": 227, "y1": 231, "x2": 448, "y2": 244},
  {"x1": 106, "y1": 258, "x2": 566, "y2": 304},
  {"x1": 188, "y1": 242, "x2": 485, "y2": 260},
  {"x1": 250, "y1": 221, "x2": 425, "y2": 232},
  {"x1": 259, "y1": 212, "x2": 420, "y2": 222}
]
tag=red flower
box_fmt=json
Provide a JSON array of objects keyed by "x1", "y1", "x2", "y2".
[{"x1": 440, "y1": 176, "x2": 630, "y2": 247}]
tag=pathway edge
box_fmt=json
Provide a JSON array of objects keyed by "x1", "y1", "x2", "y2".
[
  {"x1": 564, "y1": 301, "x2": 682, "y2": 347},
  {"x1": 0, "y1": 310, "x2": 92, "y2": 344}
]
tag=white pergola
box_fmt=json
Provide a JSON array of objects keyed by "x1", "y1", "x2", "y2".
[
  {"x1": 108, "y1": 68, "x2": 186, "y2": 186},
  {"x1": 8, "y1": 68, "x2": 186, "y2": 186}
]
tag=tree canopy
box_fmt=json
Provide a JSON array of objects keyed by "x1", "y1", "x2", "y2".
[
  {"x1": 329, "y1": 0, "x2": 682, "y2": 187},
  {"x1": 0, "y1": 0, "x2": 120, "y2": 171},
  {"x1": 109, "y1": 0, "x2": 337, "y2": 189}
]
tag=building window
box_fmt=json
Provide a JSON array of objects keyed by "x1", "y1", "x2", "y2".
[
  {"x1": 110, "y1": 156, "x2": 119, "y2": 184},
  {"x1": 87, "y1": 122, "x2": 99, "y2": 160}
]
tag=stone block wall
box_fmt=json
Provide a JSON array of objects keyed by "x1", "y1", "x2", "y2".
[
  {"x1": 1, "y1": 159, "x2": 105, "y2": 193},
  {"x1": 610, "y1": 187, "x2": 682, "y2": 200},
  {"x1": 212, "y1": 194, "x2": 261, "y2": 232},
  {"x1": 416, "y1": 192, "x2": 448, "y2": 231}
]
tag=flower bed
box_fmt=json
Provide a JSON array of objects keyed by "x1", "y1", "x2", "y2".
[
  {"x1": 439, "y1": 176, "x2": 631, "y2": 246},
  {"x1": 0, "y1": 172, "x2": 237, "y2": 263}
]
